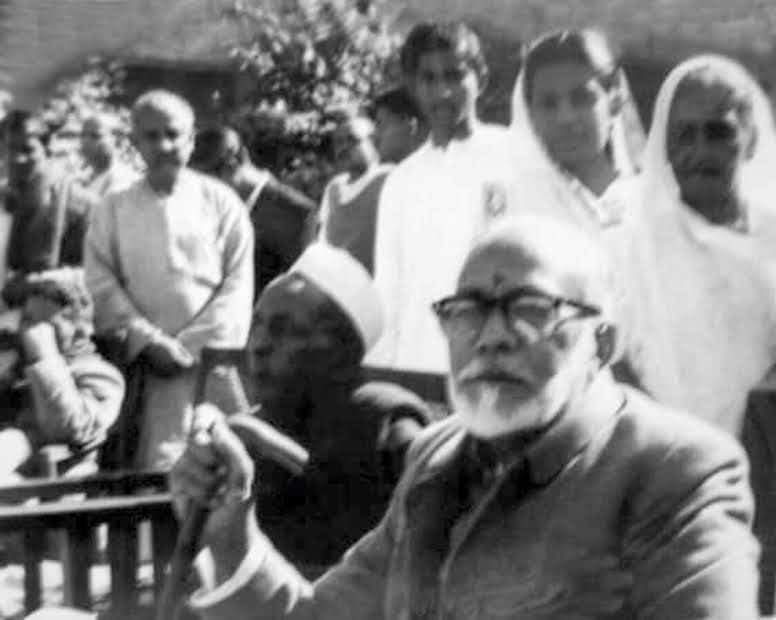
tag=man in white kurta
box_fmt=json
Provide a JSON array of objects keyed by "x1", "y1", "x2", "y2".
[
  {"x1": 366, "y1": 22, "x2": 513, "y2": 373},
  {"x1": 85, "y1": 91, "x2": 253, "y2": 469}
]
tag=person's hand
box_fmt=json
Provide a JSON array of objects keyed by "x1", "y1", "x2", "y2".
[
  {"x1": 20, "y1": 322, "x2": 59, "y2": 363},
  {"x1": 141, "y1": 335, "x2": 194, "y2": 376},
  {"x1": 169, "y1": 406, "x2": 260, "y2": 578}
]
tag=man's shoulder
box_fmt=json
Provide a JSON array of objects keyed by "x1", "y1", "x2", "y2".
[{"x1": 613, "y1": 387, "x2": 747, "y2": 483}]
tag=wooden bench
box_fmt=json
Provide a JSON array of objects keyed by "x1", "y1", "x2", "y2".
[{"x1": 0, "y1": 470, "x2": 175, "y2": 618}]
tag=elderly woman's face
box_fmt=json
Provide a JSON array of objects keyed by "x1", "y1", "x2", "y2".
[
  {"x1": 442, "y1": 242, "x2": 601, "y2": 438},
  {"x1": 666, "y1": 78, "x2": 755, "y2": 224}
]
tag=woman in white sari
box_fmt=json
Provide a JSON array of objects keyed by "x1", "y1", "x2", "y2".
[
  {"x1": 613, "y1": 55, "x2": 776, "y2": 434},
  {"x1": 509, "y1": 28, "x2": 645, "y2": 233},
  {"x1": 508, "y1": 29, "x2": 647, "y2": 384}
]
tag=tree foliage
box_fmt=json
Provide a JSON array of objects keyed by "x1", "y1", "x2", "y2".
[{"x1": 225, "y1": 0, "x2": 401, "y2": 200}]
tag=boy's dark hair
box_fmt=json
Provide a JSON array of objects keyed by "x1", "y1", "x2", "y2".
[
  {"x1": 399, "y1": 21, "x2": 488, "y2": 84},
  {"x1": 523, "y1": 29, "x2": 620, "y2": 102},
  {"x1": 371, "y1": 87, "x2": 422, "y2": 121}
]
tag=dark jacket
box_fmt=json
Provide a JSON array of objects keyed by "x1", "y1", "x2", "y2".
[
  {"x1": 255, "y1": 380, "x2": 431, "y2": 569},
  {"x1": 194, "y1": 372, "x2": 759, "y2": 619}
]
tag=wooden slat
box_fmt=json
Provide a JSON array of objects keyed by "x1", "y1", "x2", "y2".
[
  {"x1": 108, "y1": 515, "x2": 139, "y2": 617},
  {"x1": 64, "y1": 522, "x2": 93, "y2": 610},
  {"x1": 0, "y1": 470, "x2": 168, "y2": 503},
  {"x1": 0, "y1": 494, "x2": 173, "y2": 531},
  {"x1": 23, "y1": 526, "x2": 44, "y2": 612}
]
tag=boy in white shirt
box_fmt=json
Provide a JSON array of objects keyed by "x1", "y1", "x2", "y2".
[{"x1": 368, "y1": 21, "x2": 513, "y2": 373}]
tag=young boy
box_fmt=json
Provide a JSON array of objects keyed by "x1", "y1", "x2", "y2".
[
  {"x1": 368, "y1": 21, "x2": 514, "y2": 373},
  {"x1": 372, "y1": 86, "x2": 424, "y2": 164},
  {"x1": 317, "y1": 110, "x2": 392, "y2": 273},
  {"x1": 84, "y1": 90, "x2": 254, "y2": 469}
]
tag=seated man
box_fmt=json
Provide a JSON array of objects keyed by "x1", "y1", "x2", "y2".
[
  {"x1": 0, "y1": 268, "x2": 124, "y2": 481},
  {"x1": 238, "y1": 243, "x2": 430, "y2": 572},
  {"x1": 173, "y1": 214, "x2": 758, "y2": 619}
]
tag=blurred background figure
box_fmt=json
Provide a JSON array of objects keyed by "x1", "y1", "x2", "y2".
[
  {"x1": 2, "y1": 110, "x2": 97, "y2": 307},
  {"x1": 371, "y1": 86, "x2": 425, "y2": 164},
  {"x1": 316, "y1": 109, "x2": 392, "y2": 273},
  {"x1": 191, "y1": 124, "x2": 316, "y2": 294},
  {"x1": 0, "y1": 268, "x2": 124, "y2": 482},
  {"x1": 79, "y1": 112, "x2": 137, "y2": 198}
]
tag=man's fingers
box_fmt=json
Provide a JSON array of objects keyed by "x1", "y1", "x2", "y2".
[{"x1": 210, "y1": 419, "x2": 254, "y2": 501}]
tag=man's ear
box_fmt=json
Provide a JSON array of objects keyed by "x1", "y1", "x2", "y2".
[{"x1": 594, "y1": 322, "x2": 618, "y2": 367}]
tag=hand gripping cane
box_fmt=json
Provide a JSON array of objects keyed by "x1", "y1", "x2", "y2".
[{"x1": 156, "y1": 348, "x2": 310, "y2": 620}]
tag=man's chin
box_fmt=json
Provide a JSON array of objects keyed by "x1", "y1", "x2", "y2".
[{"x1": 451, "y1": 381, "x2": 542, "y2": 439}]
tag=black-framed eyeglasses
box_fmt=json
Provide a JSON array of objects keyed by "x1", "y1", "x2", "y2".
[
  {"x1": 431, "y1": 287, "x2": 601, "y2": 340},
  {"x1": 670, "y1": 119, "x2": 739, "y2": 147}
]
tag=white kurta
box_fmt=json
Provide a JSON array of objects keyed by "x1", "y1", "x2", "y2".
[
  {"x1": 367, "y1": 124, "x2": 513, "y2": 373},
  {"x1": 85, "y1": 169, "x2": 254, "y2": 468},
  {"x1": 85, "y1": 161, "x2": 139, "y2": 198}
]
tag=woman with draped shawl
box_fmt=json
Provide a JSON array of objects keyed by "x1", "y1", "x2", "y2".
[
  {"x1": 508, "y1": 28, "x2": 647, "y2": 385},
  {"x1": 616, "y1": 54, "x2": 776, "y2": 435}
]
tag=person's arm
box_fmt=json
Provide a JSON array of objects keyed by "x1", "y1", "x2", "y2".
[
  {"x1": 170, "y1": 412, "x2": 394, "y2": 620},
  {"x1": 84, "y1": 194, "x2": 166, "y2": 360},
  {"x1": 623, "y1": 428, "x2": 760, "y2": 619},
  {"x1": 22, "y1": 323, "x2": 125, "y2": 450},
  {"x1": 192, "y1": 510, "x2": 394, "y2": 620},
  {"x1": 363, "y1": 173, "x2": 401, "y2": 367},
  {"x1": 175, "y1": 191, "x2": 255, "y2": 357}
]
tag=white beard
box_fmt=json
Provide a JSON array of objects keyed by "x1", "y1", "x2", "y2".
[
  {"x1": 449, "y1": 345, "x2": 594, "y2": 439},
  {"x1": 450, "y1": 380, "x2": 547, "y2": 439}
]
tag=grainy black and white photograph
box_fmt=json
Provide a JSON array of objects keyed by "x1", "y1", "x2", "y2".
[{"x1": 0, "y1": 0, "x2": 774, "y2": 618}]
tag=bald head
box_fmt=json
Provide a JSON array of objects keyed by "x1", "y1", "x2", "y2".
[
  {"x1": 131, "y1": 90, "x2": 194, "y2": 131},
  {"x1": 461, "y1": 214, "x2": 614, "y2": 318}
]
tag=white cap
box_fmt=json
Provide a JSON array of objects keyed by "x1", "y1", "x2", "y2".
[{"x1": 290, "y1": 243, "x2": 384, "y2": 352}]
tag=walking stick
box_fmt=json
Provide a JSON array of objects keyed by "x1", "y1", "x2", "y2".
[{"x1": 155, "y1": 348, "x2": 310, "y2": 620}]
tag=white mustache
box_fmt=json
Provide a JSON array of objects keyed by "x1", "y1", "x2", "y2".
[{"x1": 456, "y1": 359, "x2": 534, "y2": 384}]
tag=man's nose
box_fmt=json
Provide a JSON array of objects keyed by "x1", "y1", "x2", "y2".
[{"x1": 474, "y1": 309, "x2": 525, "y2": 353}]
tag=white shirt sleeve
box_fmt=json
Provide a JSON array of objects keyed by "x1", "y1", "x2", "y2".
[{"x1": 189, "y1": 540, "x2": 269, "y2": 609}]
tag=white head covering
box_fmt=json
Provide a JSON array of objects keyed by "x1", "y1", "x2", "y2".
[
  {"x1": 508, "y1": 29, "x2": 646, "y2": 231},
  {"x1": 290, "y1": 243, "x2": 384, "y2": 352},
  {"x1": 623, "y1": 54, "x2": 776, "y2": 434}
]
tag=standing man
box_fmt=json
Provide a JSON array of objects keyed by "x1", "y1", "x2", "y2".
[
  {"x1": 368, "y1": 21, "x2": 513, "y2": 373},
  {"x1": 171, "y1": 213, "x2": 759, "y2": 619},
  {"x1": 79, "y1": 112, "x2": 137, "y2": 198},
  {"x1": 84, "y1": 90, "x2": 254, "y2": 469},
  {"x1": 2, "y1": 111, "x2": 97, "y2": 306},
  {"x1": 190, "y1": 125, "x2": 316, "y2": 294}
]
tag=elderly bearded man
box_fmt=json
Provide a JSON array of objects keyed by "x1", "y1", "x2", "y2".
[{"x1": 170, "y1": 213, "x2": 758, "y2": 619}]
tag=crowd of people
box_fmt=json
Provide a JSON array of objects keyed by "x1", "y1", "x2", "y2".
[{"x1": 6, "y1": 16, "x2": 776, "y2": 620}]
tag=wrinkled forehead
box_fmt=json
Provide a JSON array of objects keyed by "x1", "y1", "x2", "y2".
[
  {"x1": 458, "y1": 237, "x2": 598, "y2": 304},
  {"x1": 669, "y1": 67, "x2": 753, "y2": 122}
]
